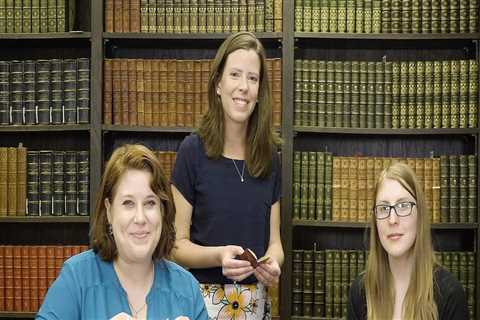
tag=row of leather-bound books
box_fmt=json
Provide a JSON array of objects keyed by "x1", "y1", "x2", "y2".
[
  {"x1": 294, "y1": 59, "x2": 478, "y2": 129},
  {"x1": 295, "y1": 0, "x2": 479, "y2": 33},
  {"x1": 104, "y1": 58, "x2": 282, "y2": 128},
  {"x1": 293, "y1": 153, "x2": 478, "y2": 223},
  {"x1": 105, "y1": 0, "x2": 283, "y2": 33},
  {"x1": 292, "y1": 249, "x2": 477, "y2": 319}
]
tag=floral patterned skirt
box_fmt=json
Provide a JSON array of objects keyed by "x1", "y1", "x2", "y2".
[{"x1": 200, "y1": 283, "x2": 271, "y2": 320}]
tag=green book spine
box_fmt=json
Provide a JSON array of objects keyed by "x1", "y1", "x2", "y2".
[
  {"x1": 440, "y1": 155, "x2": 450, "y2": 222},
  {"x1": 308, "y1": 152, "x2": 317, "y2": 220},
  {"x1": 147, "y1": 0, "x2": 157, "y2": 32},
  {"x1": 411, "y1": 0, "x2": 421, "y2": 32},
  {"x1": 156, "y1": 0, "x2": 166, "y2": 33},
  {"x1": 390, "y1": 0, "x2": 401, "y2": 32},
  {"x1": 265, "y1": 0, "x2": 273, "y2": 31},
  {"x1": 441, "y1": 60, "x2": 451, "y2": 128},
  {"x1": 293, "y1": 151, "x2": 302, "y2": 220},
  {"x1": 303, "y1": 0, "x2": 312, "y2": 32},
  {"x1": 422, "y1": 0, "x2": 432, "y2": 33},
  {"x1": 375, "y1": 61, "x2": 384, "y2": 128},
  {"x1": 301, "y1": 59, "x2": 310, "y2": 126},
  {"x1": 316, "y1": 152, "x2": 325, "y2": 221},
  {"x1": 324, "y1": 250, "x2": 334, "y2": 317},
  {"x1": 6, "y1": 0, "x2": 14, "y2": 33},
  {"x1": 424, "y1": 61, "x2": 434, "y2": 128},
  {"x1": 366, "y1": 61, "x2": 375, "y2": 128},
  {"x1": 355, "y1": 0, "x2": 364, "y2": 32},
  {"x1": 440, "y1": 0, "x2": 449, "y2": 33},
  {"x1": 187, "y1": 0, "x2": 197, "y2": 32},
  {"x1": 223, "y1": 0, "x2": 231, "y2": 32},
  {"x1": 238, "y1": 0, "x2": 247, "y2": 31},
  {"x1": 309, "y1": 60, "x2": 319, "y2": 126},
  {"x1": 318, "y1": 60, "x2": 326, "y2": 127},
  {"x1": 350, "y1": 61, "x2": 360, "y2": 128},
  {"x1": 343, "y1": 61, "x2": 351, "y2": 127},
  {"x1": 140, "y1": 0, "x2": 149, "y2": 32},
  {"x1": 384, "y1": 61, "x2": 392, "y2": 128},
  {"x1": 13, "y1": 0, "x2": 21, "y2": 32},
  {"x1": 359, "y1": 61, "x2": 367, "y2": 128},
  {"x1": 334, "y1": 61, "x2": 344, "y2": 127},
  {"x1": 450, "y1": 60, "x2": 460, "y2": 128},
  {"x1": 294, "y1": 60, "x2": 302, "y2": 126},
  {"x1": 407, "y1": 61, "x2": 416, "y2": 128},
  {"x1": 22, "y1": 0, "x2": 32, "y2": 32},
  {"x1": 401, "y1": 0, "x2": 411, "y2": 33},
  {"x1": 458, "y1": 60, "x2": 468, "y2": 128},
  {"x1": 346, "y1": 0, "x2": 355, "y2": 32},
  {"x1": 76, "y1": 151, "x2": 89, "y2": 216},
  {"x1": 416, "y1": 61, "x2": 425, "y2": 128},
  {"x1": 181, "y1": 0, "x2": 190, "y2": 32},
  {"x1": 468, "y1": 60, "x2": 478, "y2": 128},
  {"x1": 0, "y1": 0, "x2": 5, "y2": 32},
  {"x1": 467, "y1": 156, "x2": 477, "y2": 222},
  {"x1": 431, "y1": 0, "x2": 441, "y2": 33},
  {"x1": 312, "y1": 0, "x2": 320, "y2": 32},
  {"x1": 328, "y1": 0, "x2": 337, "y2": 32},
  {"x1": 326, "y1": 61, "x2": 335, "y2": 127},
  {"x1": 363, "y1": 0, "x2": 372, "y2": 33},
  {"x1": 255, "y1": 0, "x2": 264, "y2": 32},
  {"x1": 230, "y1": 0, "x2": 239, "y2": 32},
  {"x1": 337, "y1": 0, "x2": 346, "y2": 32},
  {"x1": 468, "y1": 0, "x2": 477, "y2": 33},
  {"x1": 173, "y1": 0, "x2": 182, "y2": 33},
  {"x1": 197, "y1": 0, "x2": 206, "y2": 32},
  {"x1": 300, "y1": 152, "x2": 309, "y2": 220},
  {"x1": 381, "y1": 0, "x2": 391, "y2": 32},
  {"x1": 164, "y1": 0, "x2": 174, "y2": 32},
  {"x1": 433, "y1": 61, "x2": 442, "y2": 128},
  {"x1": 47, "y1": 0, "x2": 56, "y2": 32},
  {"x1": 450, "y1": 0, "x2": 460, "y2": 32},
  {"x1": 449, "y1": 155, "x2": 459, "y2": 222},
  {"x1": 391, "y1": 61, "x2": 400, "y2": 128},
  {"x1": 320, "y1": 0, "x2": 328, "y2": 32},
  {"x1": 372, "y1": 0, "x2": 381, "y2": 32},
  {"x1": 246, "y1": 0, "x2": 254, "y2": 31},
  {"x1": 324, "y1": 152, "x2": 333, "y2": 221},
  {"x1": 459, "y1": 155, "x2": 468, "y2": 222}
]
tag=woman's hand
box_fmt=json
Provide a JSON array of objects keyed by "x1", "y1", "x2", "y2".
[
  {"x1": 254, "y1": 257, "x2": 281, "y2": 287},
  {"x1": 220, "y1": 245, "x2": 254, "y2": 282}
]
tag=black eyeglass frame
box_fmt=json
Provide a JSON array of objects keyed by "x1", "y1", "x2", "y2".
[{"x1": 372, "y1": 201, "x2": 417, "y2": 220}]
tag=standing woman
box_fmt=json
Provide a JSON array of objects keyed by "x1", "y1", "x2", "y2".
[
  {"x1": 171, "y1": 32, "x2": 283, "y2": 319},
  {"x1": 347, "y1": 162, "x2": 468, "y2": 320}
]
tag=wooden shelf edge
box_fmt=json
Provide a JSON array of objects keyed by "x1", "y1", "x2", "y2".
[
  {"x1": 102, "y1": 125, "x2": 195, "y2": 133},
  {"x1": 0, "y1": 312, "x2": 36, "y2": 318},
  {"x1": 0, "y1": 216, "x2": 90, "y2": 223},
  {"x1": 295, "y1": 32, "x2": 480, "y2": 40},
  {"x1": 0, "y1": 32, "x2": 91, "y2": 39},
  {"x1": 292, "y1": 220, "x2": 478, "y2": 229},
  {"x1": 0, "y1": 125, "x2": 90, "y2": 132},
  {"x1": 103, "y1": 32, "x2": 283, "y2": 40},
  {"x1": 294, "y1": 127, "x2": 479, "y2": 135}
]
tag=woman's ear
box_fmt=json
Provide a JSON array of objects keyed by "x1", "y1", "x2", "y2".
[{"x1": 104, "y1": 198, "x2": 112, "y2": 223}]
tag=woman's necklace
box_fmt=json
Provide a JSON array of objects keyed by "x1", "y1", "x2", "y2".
[
  {"x1": 127, "y1": 298, "x2": 147, "y2": 318},
  {"x1": 232, "y1": 159, "x2": 245, "y2": 182}
]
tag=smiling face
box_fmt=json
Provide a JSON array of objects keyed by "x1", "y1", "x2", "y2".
[
  {"x1": 105, "y1": 169, "x2": 162, "y2": 264},
  {"x1": 216, "y1": 48, "x2": 261, "y2": 127},
  {"x1": 375, "y1": 178, "x2": 418, "y2": 262}
]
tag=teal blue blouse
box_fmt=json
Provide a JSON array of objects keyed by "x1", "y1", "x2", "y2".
[{"x1": 36, "y1": 250, "x2": 208, "y2": 320}]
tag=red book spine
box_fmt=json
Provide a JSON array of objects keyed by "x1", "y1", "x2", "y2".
[
  {"x1": 13, "y1": 246, "x2": 21, "y2": 312},
  {"x1": 4, "y1": 246, "x2": 13, "y2": 311},
  {"x1": 0, "y1": 246, "x2": 5, "y2": 311},
  {"x1": 21, "y1": 246, "x2": 30, "y2": 312},
  {"x1": 29, "y1": 246, "x2": 39, "y2": 312}
]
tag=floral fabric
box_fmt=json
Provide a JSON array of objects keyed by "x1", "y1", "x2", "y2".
[{"x1": 200, "y1": 283, "x2": 271, "y2": 320}]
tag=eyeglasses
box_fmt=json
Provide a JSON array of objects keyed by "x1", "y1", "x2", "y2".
[{"x1": 373, "y1": 201, "x2": 416, "y2": 220}]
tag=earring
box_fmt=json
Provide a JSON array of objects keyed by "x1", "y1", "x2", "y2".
[{"x1": 107, "y1": 224, "x2": 113, "y2": 236}]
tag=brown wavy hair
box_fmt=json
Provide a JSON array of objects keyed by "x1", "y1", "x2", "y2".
[
  {"x1": 365, "y1": 162, "x2": 438, "y2": 320},
  {"x1": 90, "y1": 144, "x2": 176, "y2": 262},
  {"x1": 198, "y1": 31, "x2": 281, "y2": 178}
]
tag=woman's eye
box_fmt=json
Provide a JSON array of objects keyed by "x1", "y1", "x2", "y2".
[
  {"x1": 230, "y1": 71, "x2": 240, "y2": 78},
  {"x1": 122, "y1": 200, "x2": 134, "y2": 207},
  {"x1": 249, "y1": 75, "x2": 258, "y2": 82},
  {"x1": 145, "y1": 200, "x2": 157, "y2": 207}
]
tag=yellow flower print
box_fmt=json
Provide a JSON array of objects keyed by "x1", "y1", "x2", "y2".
[{"x1": 217, "y1": 285, "x2": 252, "y2": 320}]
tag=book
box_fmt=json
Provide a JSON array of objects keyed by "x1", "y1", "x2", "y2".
[{"x1": 238, "y1": 248, "x2": 270, "y2": 268}]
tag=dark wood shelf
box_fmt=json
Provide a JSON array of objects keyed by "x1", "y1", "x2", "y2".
[
  {"x1": 295, "y1": 32, "x2": 480, "y2": 40},
  {"x1": 294, "y1": 127, "x2": 478, "y2": 135},
  {"x1": 291, "y1": 316, "x2": 342, "y2": 320},
  {"x1": 292, "y1": 220, "x2": 478, "y2": 230},
  {"x1": 102, "y1": 124, "x2": 195, "y2": 133},
  {"x1": 0, "y1": 216, "x2": 90, "y2": 223},
  {"x1": 0, "y1": 312, "x2": 35, "y2": 318},
  {"x1": 104, "y1": 32, "x2": 283, "y2": 40},
  {"x1": 0, "y1": 32, "x2": 91, "y2": 39},
  {"x1": 0, "y1": 124, "x2": 90, "y2": 132}
]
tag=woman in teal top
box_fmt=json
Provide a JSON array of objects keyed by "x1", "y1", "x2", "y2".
[{"x1": 36, "y1": 144, "x2": 207, "y2": 320}]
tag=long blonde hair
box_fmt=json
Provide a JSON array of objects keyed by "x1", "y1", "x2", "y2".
[{"x1": 365, "y1": 162, "x2": 438, "y2": 320}]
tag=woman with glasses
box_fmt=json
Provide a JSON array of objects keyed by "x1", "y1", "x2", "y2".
[{"x1": 347, "y1": 162, "x2": 468, "y2": 320}]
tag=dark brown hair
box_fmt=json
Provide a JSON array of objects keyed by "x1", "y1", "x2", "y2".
[
  {"x1": 198, "y1": 31, "x2": 281, "y2": 178},
  {"x1": 90, "y1": 144, "x2": 176, "y2": 261}
]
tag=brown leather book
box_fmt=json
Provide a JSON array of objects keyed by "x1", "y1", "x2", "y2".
[
  {"x1": 105, "y1": 0, "x2": 114, "y2": 32},
  {"x1": 128, "y1": 59, "x2": 138, "y2": 126},
  {"x1": 144, "y1": 59, "x2": 153, "y2": 126},
  {"x1": 201, "y1": 60, "x2": 210, "y2": 119},
  {"x1": 0, "y1": 148, "x2": 7, "y2": 216},
  {"x1": 122, "y1": 0, "x2": 130, "y2": 32},
  {"x1": 13, "y1": 246, "x2": 21, "y2": 312},
  {"x1": 112, "y1": 59, "x2": 122, "y2": 125},
  {"x1": 130, "y1": 0, "x2": 141, "y2": 32},
  {"x1": 184, "y1": 60, "x2": 194, "y2": 128},
  {"x1": 167, "y1": 59, "x2": 177, "y2": 126},
  {"x1": 7, "y1": 148, "x2": 17, "y2": 216},
  {"x1": 152, "y1": 60, "x2": 161, "y2": 126},
  {"x1": 176, "y1": 60, "x2": 185, "y2": 127},
  {"x1": 136, "y1": 59, "x2": 145, "y2": 125},
  {"x1": 114, "y1": 0, "x2": 123, "y2": 31},
  {"x1": 16, "y1": 144, "x2": 26, "y2": 216},
  {"x1": 272, "y1": 58, "x2": 282, "y2": 127},
  {"x1": 193, "y1": 60, "x2": 202, "y2": 128},
  {"x1": 238, "y1": 248, "x2": 270, "y2": 268},
  {"x1": 120, "y1": 59, "x2": 130, "y2": 125},
  {"x1": 103, "y1": 59, "x2": 113, "y2": 125},
  {"x1": 54, "y1": 246, "x2": 63, "y2": 276},
  {"x1": 4, "y1": 246, "x2": 14, "y2": 312},
  {"x1": 0, "y1": 246, "x2": 4, "y2": 311},
  {"x1": 273, "y1": 0, "x2": 282, "y2": 32},
  {"x1": 159, "y1": 60, "x2": 169, "y2": 127},
  {"x1": 21, "y1": 247, "x2": 29, "y2": 312}
]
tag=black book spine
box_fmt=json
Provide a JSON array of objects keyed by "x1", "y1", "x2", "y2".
[
  {"x1": 77, "y1": 58, "x2": 90, "y2": 124},
  {"x1": 39, "y1": 150, "x2": 52, "y2": 216},
  {"x1": 23, "y1": 60, "x2": 36, "y2": 125},
  {"x1": 50, "y1": 59, "x2": 63, "y2": 124},
  {"x1": 0, "y1": 61, "x2": 9, "y2": 125},
  {"x1": 27, "y1": 151, "x2": 40, "y2": 216},
  {"x1": 10, "y1": 60, "x2": 23, "y2": 125},
  {"x1": 52, "y1": 151, "x2": 65, "y2": 216},
  {"x1": 36, "y1": 59, "x2": 51, "y2": 125},
  {"x1": 77, "y1": 150, "x2": 89, "y2": 216},
  {"x1": 62, "y1": 59, "x2": 77, "y2": 124},
  {"x1": 64, "y1": 151, "x2": 77, "y2": 215}
]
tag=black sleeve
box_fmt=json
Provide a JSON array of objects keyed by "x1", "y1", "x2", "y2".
[
  {"x1": 436, "y1": 268, "x2": 469, "y2": 320},
  {"x1": 171, "y1": 134, "x2": 198, "y2": 206},
  {"x1": 347, "y1": 275, "x2": 366, "y2": 320}
]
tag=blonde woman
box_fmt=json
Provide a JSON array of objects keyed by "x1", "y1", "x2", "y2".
[{"x1": 347, "y1": 162, "x2": 468, "y2": 320}]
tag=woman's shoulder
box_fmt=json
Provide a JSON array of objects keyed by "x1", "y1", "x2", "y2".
[
  {"x1": 179, "y1": 133, "x2": 202, "y2": 150},
  {"x1": 64, "y1": 249, "x2": 96, "y2": 269},
  {"x1": 434, "y1": 266, "x2": 465, "y2": 294}
]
